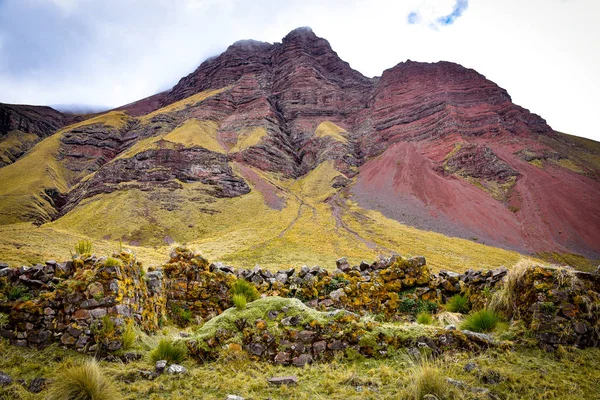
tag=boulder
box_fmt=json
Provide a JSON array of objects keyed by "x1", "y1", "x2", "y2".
[{"x1": 268, "y1": 376, "x2": 298, "y2": 386}]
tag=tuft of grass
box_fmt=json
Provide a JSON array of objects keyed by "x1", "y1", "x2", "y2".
[
  {"x1": 150, "y1": 339, "x2": 188, "y2": 364},
  {"x1": 445, "y1": 294, "x2": 471, "y2": 314},
  {"x1": 75, "y1": 240, "x2": 93, "y2": 256},
  {"x1": 461, "y1": 308, "x2": 500, "y2": 333},
  {"x1": 7, "y1": 286, "x2": 28, "y2": 301},
  {"x1": 121, "y1": 322, "x2": 136, "y2": 351},
  {"x1": 103, "y1": 257, "x2": 122, "y2": 268},
  {"x1": 233, "y1": 293, "x2": 247, "y2": 310},
  {"x1": 409, "y1": 360, "x2": 456, "y2": 400},
  {"x1": 230, "y1": 279, "x2": 259, "y2": 302},
  {"x1": 416, "y1": 312, "x2": 433, "y2": 325},
  {"x1": 92, "y1": 315, "x2": 116, "y2": 343},
  {"x1": 171, "y1": 304, "x2": 193, "y2": 326},
  {"x1": 489, "y1": 258, "x2": 536, "y2": 317},
  {"x1": 47, "y1": 359, "x2": 119, "y2": 400},
  {"x1": 435, "y1": 311, "x2": 463, "y2": 327}
]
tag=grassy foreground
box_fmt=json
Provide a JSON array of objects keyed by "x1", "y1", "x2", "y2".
[{"x1": 0, "y1": 332, "x2": 598, "y2": 400}]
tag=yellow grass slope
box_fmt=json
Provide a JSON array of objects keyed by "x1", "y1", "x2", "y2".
[
  {"x1": 0, "y1": 112, "x2": 130, "y2": 225},
  {"x1": 27, "y1": 159, "x2": 525, "y2": 272}
]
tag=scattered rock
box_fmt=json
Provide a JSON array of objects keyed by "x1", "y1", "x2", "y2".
[
  {"x1": 27, "y1": 377, "x2": 47, "y2": 393},
  {"x1": 461, "y1": 330, "x2": 495, "y2": 345},
  {"x1": 268, "y1": 376, "x2": 298, "y2": 386},
  {"x1": 480, "y1": 369, "x2": 502, "y2": 384},
  {"x1": 292, "y1": 354, "x2": 313, "y2": 367},
  {"x1": 0, "y1": 371, "x2": 13, "y2": 386},
  {"x1": 464, "y1": 362, "x2": 479, "y2": 373},
  {"x1": 226, "y1": 395, "x2": 245, "y2": 400},
  {"x1": 166, "y1": 364, "x2": 187, "y2": 375},
  {"x1": 444, "y1": 325, "x2": 456, "y2": 331},
  {"x1": 446, "y1": 378, "x2": 489, "y2": 394},
  {"x1": 121, "y1": 352, "x2": 143, "y2": 363},
  {"x1": 281, "y1": 316, "x2": 300, "y2": 326},
  {"x1": 138, "y1": 369, "x2": 158, "y2": 380},
  {"x1": 155, "y1": 360, "x2": 167, "y2": 374}
]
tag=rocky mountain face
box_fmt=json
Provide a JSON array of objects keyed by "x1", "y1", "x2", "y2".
[
  {"x1": 0, "y1": 103, "x2": 73, "y2": 167},
  {"x1": 1, "y1": 27, "x2": 599, "y2": 263}
]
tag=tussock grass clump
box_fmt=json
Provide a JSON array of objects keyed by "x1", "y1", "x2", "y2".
[
  {"x1": 150, "y1": 339, "x2": 187, "y2": 364},
  {"x1": 461, "y1": 308, "x2": 500, "y2": 333},
  {"x1": 230, "y1": 279, "x2": 259, "y2": 302},
  {"x1": 416, "y1": 312, "x2": 433, "y2": 325},
  {"x1": 48, "y1": 359, "x2": 119, "y2": 400},
  {"x1": 103, "y1": 257, "x2": 122, "y2": 268},
  {"x1": 445, "y1": 294, "x2": 470, "y2": 314},
  {"x1": 74, "y1": 240, "x2": 93, "y2": 256},
  {"x1": 435, "y1": 311, "x2": 463, "y2": 327},
  {"x1": 409, "y1": 361, "x2": 456, "y2": 400},
  {"x1": 489, "y1": 258, "x2": 536, "y2": 317},
  {"x1": 233, "y1": 294, "x2": 247, "y2": 310},
  {"x1": 121, "y1": 322, "x2": 136, "y2": 351}
]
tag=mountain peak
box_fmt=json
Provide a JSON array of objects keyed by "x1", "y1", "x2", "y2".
[{"x1": 282, "y1": 26, "x2": 318, "y2": 42}]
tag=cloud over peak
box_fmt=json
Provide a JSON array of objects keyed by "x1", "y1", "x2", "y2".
[{"x1": 407, "y1": 0, "x2": 469, "y2": 28}]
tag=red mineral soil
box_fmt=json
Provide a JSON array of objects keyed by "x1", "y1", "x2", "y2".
[
  {"x1": 235, "y1": 163, "x2": 286, "y2": 210},
  {"x1": 351, "y1": 137, "x2": 600, "y2": 258}
]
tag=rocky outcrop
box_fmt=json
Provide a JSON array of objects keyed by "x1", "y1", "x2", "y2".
[
  {"x1": 0, "y1": 103, "x2": 71, "y2": 167},
  {"x1": 0, "y1": 103, "x2": 68, "y2": 139},
  {"x1": 62, "y1": 146, "x2": 250, "y2": 214}
]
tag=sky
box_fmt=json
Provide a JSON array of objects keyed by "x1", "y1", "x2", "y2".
[{"x1": 0, "y1": 0, "x2": 598, "y2": 141}]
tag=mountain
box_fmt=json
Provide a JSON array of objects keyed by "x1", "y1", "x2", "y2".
[{"x1": 0, "y1": 27, "x2": 599, "y2": 270}]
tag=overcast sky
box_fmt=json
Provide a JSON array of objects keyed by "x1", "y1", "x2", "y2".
[{"x1": 0, "y1": 0, "x2": 598, "y2": 141}]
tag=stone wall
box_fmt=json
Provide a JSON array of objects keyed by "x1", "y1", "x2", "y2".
[
  {"x1": 0, "y1": 252, "x2": 166, "y2": 353},
  {"x1": 1, "y1": 247, "x2": 599, "y2": 354}
]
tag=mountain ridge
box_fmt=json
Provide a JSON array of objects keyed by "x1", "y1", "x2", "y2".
[{"x1": 0, "y1": 27, "x2": 599, "y2": 269}]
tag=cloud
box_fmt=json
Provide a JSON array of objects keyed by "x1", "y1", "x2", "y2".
[
  {"x1": 407, "y1": 0, "x2": 469, "y2": 29},
  {"x1": 407, "y1": 11, "x2": 419, "y2": 24},
  {"x1": 0, "y1": 0, "x2": 597, "y2": 141},
  {"x1": 437, "y1": 0, "x2": 469, "y2": 26}
]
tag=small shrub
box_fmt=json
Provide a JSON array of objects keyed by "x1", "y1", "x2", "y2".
[
  {"x1": 7, "y1": 286, "x2": 28, "y2": 301},
  {"x1": 233, "y1": 293, "x2": 247, "y2": 310},
  {"x1": 416, "y1": 312, "x2": 433, "y2": 325},
  {"x1": 121, "y1": 322, "x2": 136, "y2": 351},
  {"x1": 47, "y1": 360, "x2": 119, "y2": 400},
  {"x1": 75, "y1": 240, "x2": 93, "y2": 256},
  {"x1": 461, "y1": 308, "x2": 500, "y2": 333},
  {"x1": 445, "y1": 294, "x2": 470, "y2": 314},
  {"x1": 230, "y1": 279, "x2": 259, "y2": 302},
  {"x1": 150, "y1": 339, "x2": 188, "y2": 364}
]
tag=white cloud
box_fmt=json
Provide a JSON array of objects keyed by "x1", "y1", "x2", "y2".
[{"x1": 0, "y1": 0, "x2": 598, "y2": 141}]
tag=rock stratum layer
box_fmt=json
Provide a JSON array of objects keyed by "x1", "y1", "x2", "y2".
[{"x1": 0, "y1": 27, "x2": 599, "y2": 265}]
